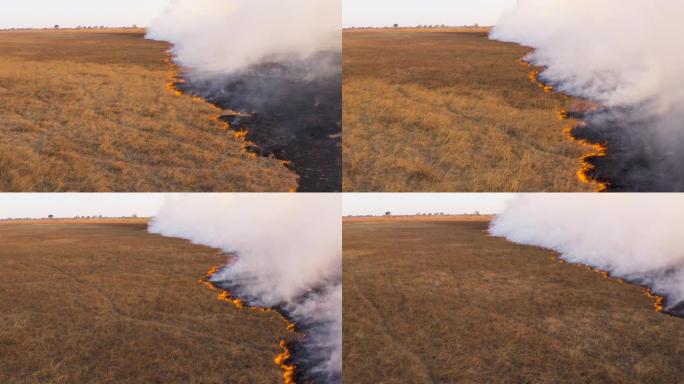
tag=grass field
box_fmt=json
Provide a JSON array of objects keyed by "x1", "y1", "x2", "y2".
[
  {"x1": 343, "y1": 217, "x2": 683, "y2": 383},
  {"x1": 343, "y1": 28, "x2": 597, "y2": 192},
  {"x1": 0, "y1": 29, "x2": 296, "y2": 191},
  {"x1": 0, "y1": 220, "x2": 291, "y2": 383}
]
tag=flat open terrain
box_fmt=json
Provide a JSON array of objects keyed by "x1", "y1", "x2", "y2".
[
  {"x1": 343, "y1": 28, "x2": 596, "y2": 192},
  {"x1": 343, "y1": 218, "x2": 684, "y2": 383},
  {"x1": 0, "y1": 29, "x2": 296, "y2": 191},
  {"x1": 0, "y1": 220, "x2": 290, "y2": 383}
]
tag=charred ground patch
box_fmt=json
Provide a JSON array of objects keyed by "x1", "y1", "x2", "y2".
[{"x1": 174, "y1": 52, "x2": 342, "y2": 192}]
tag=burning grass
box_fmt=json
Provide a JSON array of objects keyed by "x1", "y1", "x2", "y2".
[
  {"x1": 525, "y1": 57, "x2": 609, "y2": 191},
  {"x1": 0, "y1": 29, "x2": 297, "y2": 191},
  {"x1": 0, "y1": 220, "x2": 289, "y2": 383},
  {"x1": 343, "y1": 29, "x2": 596, "y2": 192},
  {"x1": 343, "y1": 217, "x2": 684, "y2": 383}
]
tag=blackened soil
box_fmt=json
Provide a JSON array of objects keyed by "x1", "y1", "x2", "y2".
[{"x1": 176, "y1": 53, "x2": 341, "y2": 192}]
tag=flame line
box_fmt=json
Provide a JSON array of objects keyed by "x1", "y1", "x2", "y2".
[
  {"x1": 201, "y1": 264, "x2": 299, "y2": 384},
  {"x1": 554, "y1": 257, "x2": 667, "y2": 314},
  {"x1": 519, "y1": 57, "x2": 608, "y2": 191}
]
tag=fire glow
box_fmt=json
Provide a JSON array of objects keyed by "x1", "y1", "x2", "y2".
[{"x1": 202, "y1": 264, "x2": 299, "y2": 384}]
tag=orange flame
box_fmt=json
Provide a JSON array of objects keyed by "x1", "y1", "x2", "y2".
[
  {"x1": 274, "y1": 340, "x2": 298, "y2": 384},
  {"x1": 203, "y1": 265, "x2": 299, "y2": 383},
  {"x1": 529, "y1": 70, "x2": 554, "y2": 93},
  {"x1": 644, "y1": 289, "x2": 665, "y2": 312},
  {"x1": 561, "y1": 125, "x2": 609, "y2": 191}
]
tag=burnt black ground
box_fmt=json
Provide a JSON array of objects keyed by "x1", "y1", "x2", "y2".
[
  {"x1": 570, "y1": 109, "x2": 684, "y2": 191},
  {"x1": 175, "y1": 52, "x2": 342, "y2": 192}
]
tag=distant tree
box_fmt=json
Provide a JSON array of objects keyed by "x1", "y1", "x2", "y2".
[
  {"x1": 54, "y1": 25, "x2": 59, "y2": 29},
  {"x1": 131, "y1": 24, "x2": 138, "y2": 29},
  {"x1": 393, "y1": 23, "x2": 399, "y2": 28},
  {"x1": 48, "y1": 214, "x2": 54, "y2": 219},
  {"x1": 474, "y1": 23, "x2": 479, "y2": 28},
  {"x1": 385, "y1": 211, "x2": 391, "y2": 216},
  {"x1": 132, "y1": 214, "x2": 138, "y2": 218}
]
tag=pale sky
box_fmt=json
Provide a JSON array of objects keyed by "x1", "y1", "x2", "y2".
[
  {"x1": 2, "y1": 193, "x2": 516, "y2": 219},
  {"x1": 343, "y1": 193, "x2": 515, "y2": 216},
  {"x1": 343, "y1": 0, "x2": 517, "y2": 28},
  {"x1": 0, "y1": 194, "x2": 167, "y2": 219},
  {"x1": 0, "y1": 1, "x2": 517, "y2": 29},
  {"x1": 0, "y1": 0, "x2": 170, "y2": 29}
]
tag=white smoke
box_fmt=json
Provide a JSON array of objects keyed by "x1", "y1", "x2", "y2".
[
  {"x1": 491, "y1": 0, "x2": 684, "y2": 116},
  {"x1": 490, "y1": 194, "x2": 684, "y2": 312},
  {"x1": 146, "y1": 0, "x2": 341, "y2": 75},
  {"x1": 148, "y1": 193, "x2": 341, "y2": 382}
]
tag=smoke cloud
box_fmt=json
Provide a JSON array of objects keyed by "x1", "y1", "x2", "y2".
[
  {"x1": 148, "y1": 193, "x2": 341, "y2": 383},
  {"x1": 490, "y1": 194, "x2": 684, "y2": 315},
  {"x1": 146, "y1": 0, "x2": 342, "y2": 192},
  {"x1": 146, "y1": 0, "x2": 340, "y2": 75},
  {"x1": 491, "y1": 1, "x2": 684, "y2": 191}
]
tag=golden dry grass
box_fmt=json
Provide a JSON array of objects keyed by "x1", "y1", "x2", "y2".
[
  {"x1": 0, "y1": 29, "x2": 297, "y2": 191},
  {"x1": 343, "y1": 29, "x2": 597, "y2": 192},
  {"x1": 0, "y1": 221, "x2": 290, "y2": 383},
  {"x1": 343, "y1": 219, "x2": 684, "y2": 383}
]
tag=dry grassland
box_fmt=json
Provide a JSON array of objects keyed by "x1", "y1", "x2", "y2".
[
  {"x1": 0, "y1": 29, "x2": 296, "y2": 191},
  {"x1": 343, "y1": 29, "x2": 596, "y2": 192},
  {"x1": 0, "y1": 221, "x2": 289, "y2": 383},
  {"x1": 343, "y1": 219, "x2": 683, "y2": 383}
]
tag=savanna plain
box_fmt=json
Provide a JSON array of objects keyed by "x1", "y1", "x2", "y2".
[
  {"x1": 0, "y1": 29, "x2": 297, "y2": 192},
  {"x1": 343, "y1": 28, "x2": 598, "y2": 192},
  {"x1": 343, "y1": 217, "x2": 683, "y2": 383},
  {"x1": 0, "y1": 219, "x2": 293, "y2": 383}
]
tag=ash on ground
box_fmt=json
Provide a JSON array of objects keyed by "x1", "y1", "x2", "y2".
[{"x1": 176, "y1": 52, "x2": 341, "y2": 192}]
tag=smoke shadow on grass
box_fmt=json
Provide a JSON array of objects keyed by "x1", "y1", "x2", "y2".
[{"x1": 176, "y1": 52, "x2": 342, "y2": 192}]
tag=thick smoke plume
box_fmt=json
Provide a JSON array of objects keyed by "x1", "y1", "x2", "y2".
[
  {"x1": 147, "y1": 0, "x2": 340, "y2": 75},
  {"x1": 147, "y1": 1, "x2": 342, "y2": 192},
  {"x1": 149, "y1": 194, "x2": 341, "y2": 383},
  {"x1": 491, "y1": 1, "x2": 684, "y2": 191},
  {"x1": 490, "y1": 194, "x2": 684, "y2": 316}
]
